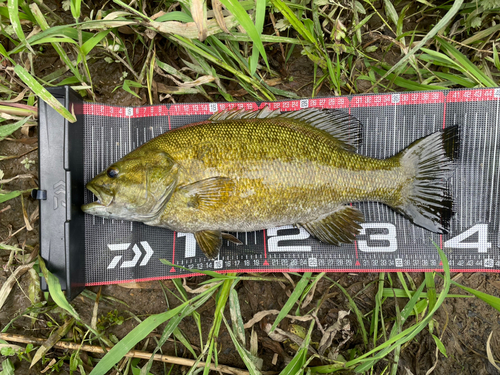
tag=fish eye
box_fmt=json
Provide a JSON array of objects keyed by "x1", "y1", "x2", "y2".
[{"x1": 107, "y1": 168, "x2": 119, "y2": 178}]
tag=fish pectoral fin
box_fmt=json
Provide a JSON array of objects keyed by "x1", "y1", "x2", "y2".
[
  {"x1": 179, "y1": 177, "x2": 235, "y2": 209},
  {"x1": 299, "y1": 206, "x2": 364, "y2": 246},
  {"x1": 195, "y1": 230, "x2": 222, "y2": 259},
  {"x1": 222, "y1": 232, "x2": 243, "y2": 245}
]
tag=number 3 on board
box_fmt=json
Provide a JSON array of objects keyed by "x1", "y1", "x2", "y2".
[
  {"x1": 443, "y1": 224, "x2": 491, "y2": 253},
  {"x1": 357, "y1": 223, "x2": 398, "y2": 252}
]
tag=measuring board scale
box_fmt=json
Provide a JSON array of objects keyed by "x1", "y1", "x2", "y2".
[{"x1": 77, "y1": 88, "x2": 500, "y2": 286}]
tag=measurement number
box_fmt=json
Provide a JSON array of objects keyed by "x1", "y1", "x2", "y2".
[
  {"x1": 267, "y1": 225, "x2": 312, "y2": 252},
  {"x1": 444, "y1": 224, "x2": 491, "y2": 253},
  {"x1": 358, "y1": 223, "x2": 397, "y2": 253}
]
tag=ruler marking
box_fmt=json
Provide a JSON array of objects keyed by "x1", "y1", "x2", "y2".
[
  {"x1": 492, "y1": 99, "x2": 500, "y2": 225},
  {"x1": 489, "y1": 100, "x2": 500, "y2": 222},
  {"x1": 480, "y1": 112, "x2": 489, "y2": 221},
  {"x1": 471, "y1": 112, "x2": 478, "y2": 223}
]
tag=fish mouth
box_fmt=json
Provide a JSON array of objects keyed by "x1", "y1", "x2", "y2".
[{"x1": 82, "y1": 184, "x2": 114, "y2": 213}]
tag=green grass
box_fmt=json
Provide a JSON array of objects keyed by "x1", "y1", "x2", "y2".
[{"x1": 2, "y1": 0, "x2": 500, "y2": 373}]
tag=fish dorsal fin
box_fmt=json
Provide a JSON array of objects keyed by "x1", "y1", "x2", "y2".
[
  {"x1": 209, "y1": 107, "x2": 280, "y2": 121},
  {"x1": 209, "y1": 106, "x2": 361, "y2": 151},
  {"x1": 280, "y1": 108, "x2": 362, "y2": 151},
  {"x1": 179, "y1": 177, "x2": 235, "y2": 209},
  {"x1": 195, "y1": 230, "x2": 222, "y2": 259},
  {"x1": 299, "y1": 206, "x2": 364, "y2": 246}
]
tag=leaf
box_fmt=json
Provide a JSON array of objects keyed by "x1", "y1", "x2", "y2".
[
  {"x1": 14, "y1": 66, "x2": 76, "y2": 122},
  {"x1": 70, "y1": 0, "x2": 82, "y2": 19},
  {"x1": 172, "y1": 328, "x2": 197, "y2": 358},
  {"x1": 354, "y1": 1, "x2": 365, "y2": 14},
  {"x1": 0, "y1": 263, "x2": 35, "y2": 310},
  {"x1": 190, "y1": 0, "x2": 208, "y2": 41},
  {"x1": 487, "y1": 331, "x2": 500, "y2": 372},
  {"x1": 39, "y1": 257, "x2": 80, "y2": 319},
  {"x1": 155, "y1": 11, "x2": 194, "y2": 23},
  {"x1": 493, "y1": 43, "x2": 500, "y2": 70},
  {"x1": 0, "y1": 191, "x2": 21, "y2": 204},
  {"x1": 249, "y1": 0, "x2": 267, "y2": 74},
  {"x1": 450, "y1": 280, "x2": 500, "y2": 313},
  {"x1": 383, "y1": 0, "x2": 398, "y2": 27},
  {"x1": 432, "y1": 334, "x2": 447, "y2": 358},
  {"x1": 0, "y1": 117, "x2": 29, "y2": 140},
  {"x1": 229, "y1": 288, "x2": 246, "y2": 345},
  {"x1": 0, "y1": 358, "x2": 15, "y2": 375},
  {"x1": 31, "y1": 318, "x2": 75, "y2": 368},
  {"x1": 81, "y1": 29, "x2": 112, "y2": 56},
  {"x1": 352, "y1": 243, "x2": 451, "y2": 373},
  {"x1": 0, "y1": 243, "x2": 23, "y2": 251},
  {"x1": 7, "y1": 0, "x2": 29, "y2": 50},
  {"x1": 270, "y1": 273, "x2": 311, "y2": 332},
  {"x1": 122, "y1": 80, "x2": 142, "y2": 99}
]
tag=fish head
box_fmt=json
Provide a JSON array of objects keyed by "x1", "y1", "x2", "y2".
[{"x1": 82, "y1": 150, "x2": 178, "y2": 222}]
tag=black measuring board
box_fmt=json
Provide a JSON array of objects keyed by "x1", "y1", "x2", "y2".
[{"x1": 37, "y1": 87, "x2": 500, "y2": 289}]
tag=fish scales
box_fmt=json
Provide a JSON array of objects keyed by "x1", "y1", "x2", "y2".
[
  {"x1": 152, "y1": 118, "x2": 402, "y2": 232},
  {"x1": 82, "y1": 107, "x2": 459, "y2": 259}
]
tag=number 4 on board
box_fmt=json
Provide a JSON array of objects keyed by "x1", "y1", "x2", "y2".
[{"x1": 443, "y1": 224, "x2": 491, "y2": 253}]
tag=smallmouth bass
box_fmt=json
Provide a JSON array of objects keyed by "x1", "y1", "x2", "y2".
[{"x1": 82, "y1": 107, "x2": 459, "y2": 259}]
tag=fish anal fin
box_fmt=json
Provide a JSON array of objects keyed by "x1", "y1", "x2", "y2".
[
  {"x1": 299, "y1": 206, "x2": 364, "y2": 246},
  {"x1": 180, "y1": 177, "x2": 235, "y2": 209},
  {"x1": 195, "y1": 230, "x2": 222, "y2": 259}
]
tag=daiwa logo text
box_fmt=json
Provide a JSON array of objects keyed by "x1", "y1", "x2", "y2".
[{"x1": 107, "y1": 242, "x2": 154, "y2": 269}]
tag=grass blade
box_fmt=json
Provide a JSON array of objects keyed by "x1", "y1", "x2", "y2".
[
  {"x1": 222, "y1": 316, "x2": 262, "y2": 375},
  {"x1": 372, "y1": 0, "x2": 464, "y2": 89},
  {"x1": 270, "y1": 272, "x2": 311, "y2": 332},
  {"x1": 13, "y1": 65, "x2": 76, "y2": 122},
  {"x1": 7, "y1": 0, "x2": 31, "y2": 51},
  {"x1": 39, "y1": 257, "x2": 80, "y2": 319},
  {"x1": 450, "y1": 280, "x2": 500, "y2": 313},
  {"x1": 371, "y1": 67, "x2": 448, "y2": 91},
  {"x1": 280, "y1": 320, "x2": 315, "y2": 375},
  {"x1": 89, "y1": 284, "x2": 218, "y2": 375},
  {"x1": 328, "y1": 276, "x2": 369, "y2": 346},
  {"x1": 0, "y1": 117, "x2": 29, "y2": 140},
  {"x1": 248, "y1": 0, "x2": 267, "y2": 74},
  {"x1": 216, "y1": 0, "x2": 269, "y2": 70},
  {"x1": 436, "y1": 36, "x2": 497, "y2": 87},
  {"x1": 229, "y1": 287, "x2": 246, "y2": 345},
  {"x1": 270, "y1": 0, "x2": 316, "y2": 46}
]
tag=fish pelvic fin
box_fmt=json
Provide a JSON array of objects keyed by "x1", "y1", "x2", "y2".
[
  {"x1": 299, "y1": 206, "x2": 364, "y2": 246},
  {"x1": 392, "y1": 125, "x2": 460, "y2": 233},
  {"x1": 195, "y1": 230, "x2": 222, "y2": 259}
]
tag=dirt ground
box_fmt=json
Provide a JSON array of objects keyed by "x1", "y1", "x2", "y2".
[{"x1": 2, "y1": 20, "x2": 500, "y2": 375}]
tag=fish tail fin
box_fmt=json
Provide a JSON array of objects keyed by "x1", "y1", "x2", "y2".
[{"x1": 392, "y1": 125, "x2": 460, "y2": 233}]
